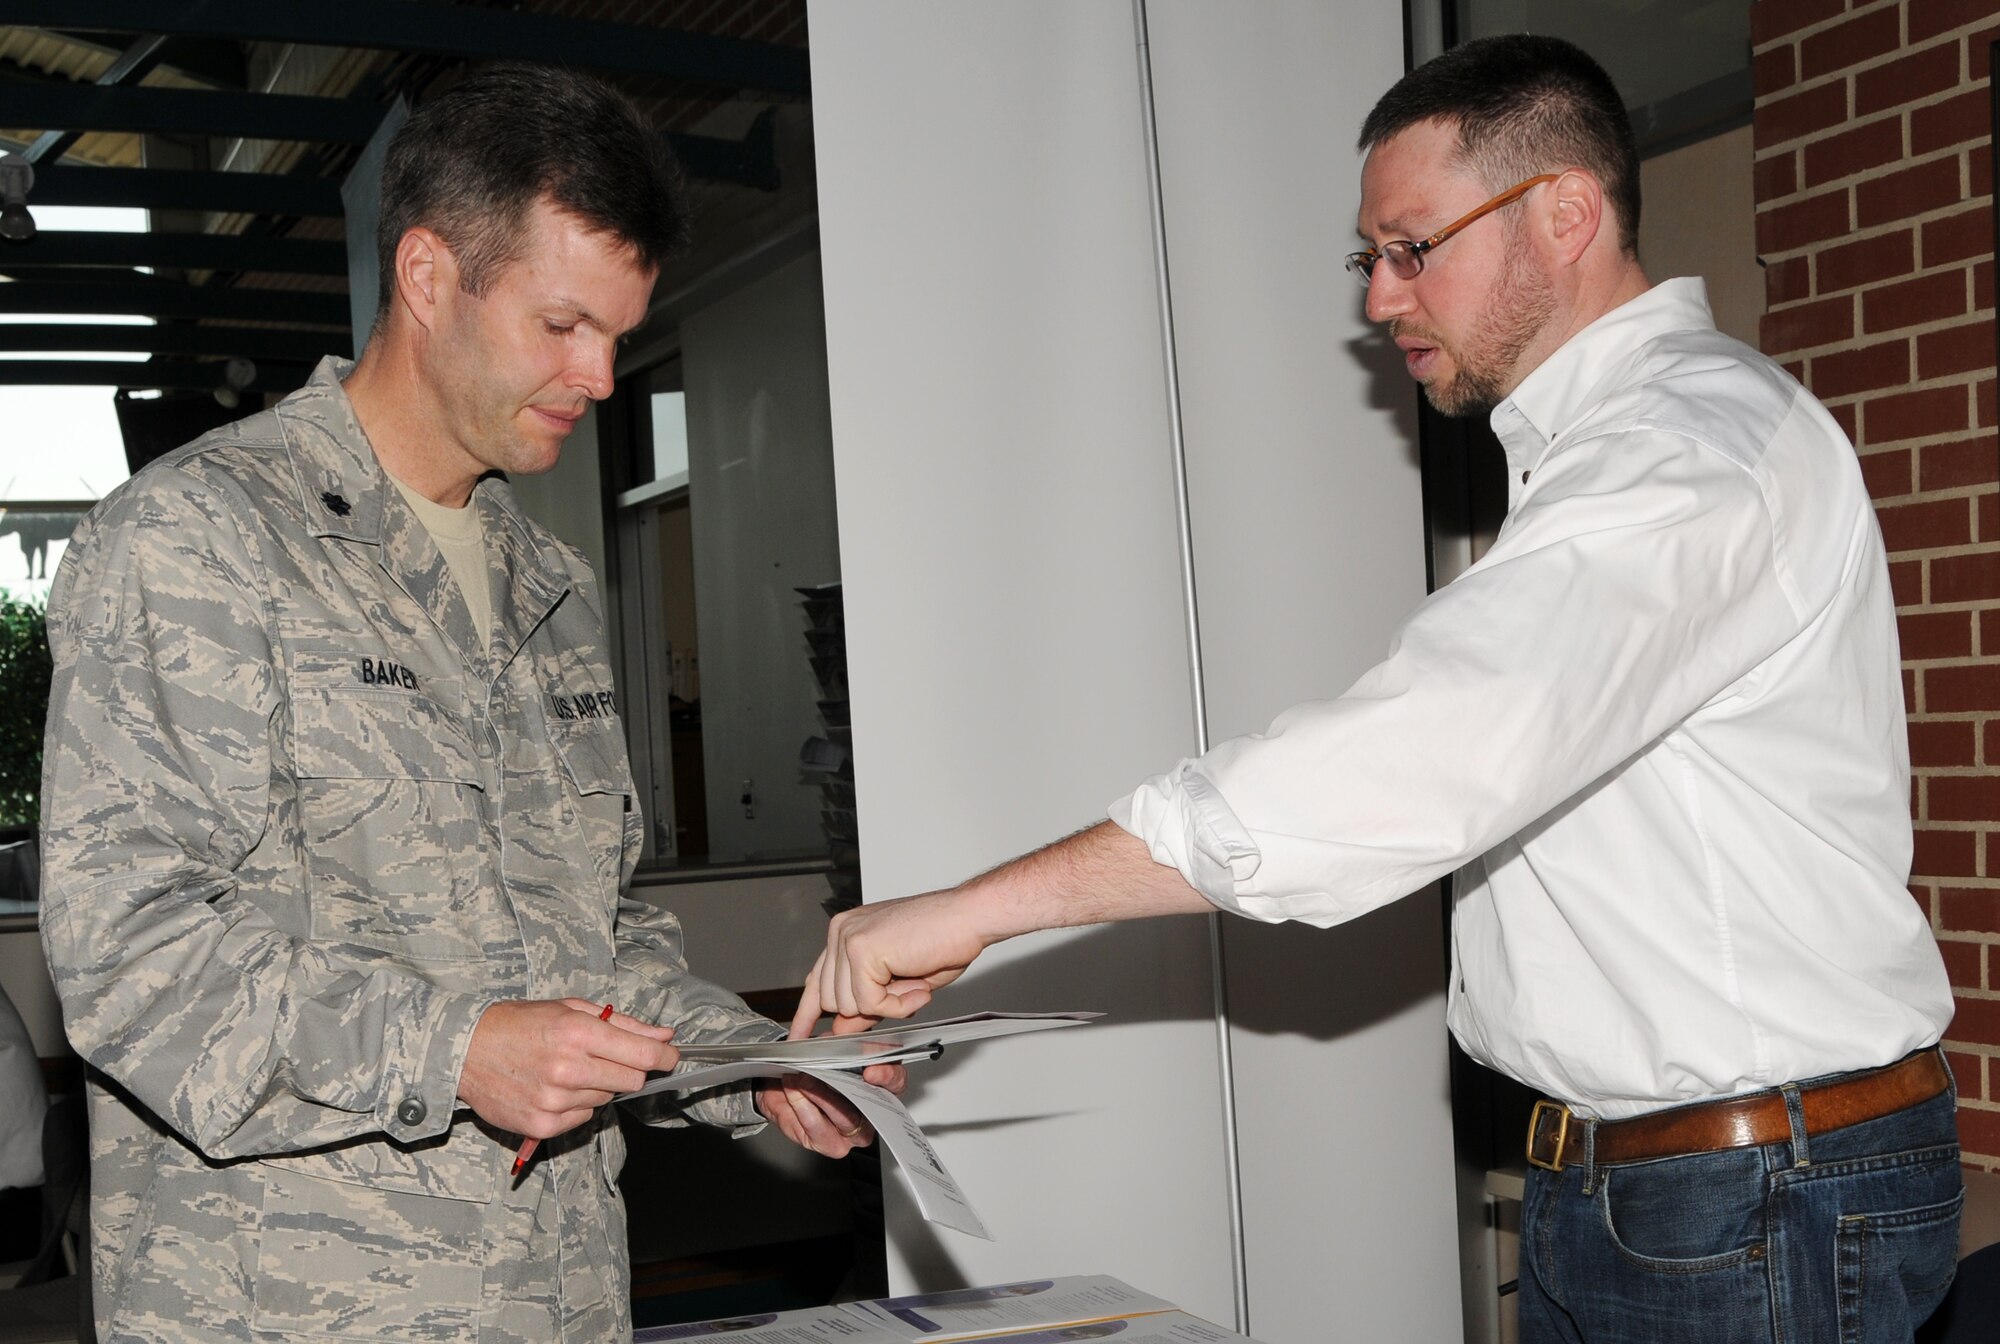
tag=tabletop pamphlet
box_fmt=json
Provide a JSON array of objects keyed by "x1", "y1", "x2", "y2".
[
  {"x1": 618, "y1": 1013, "x2": 1100, "y2": 1239},
  {"x1": 631, "y1": 1275, "x2": 1267, "y2": 1343}
]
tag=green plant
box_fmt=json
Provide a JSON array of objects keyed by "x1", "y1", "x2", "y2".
[{"x1": 0, "y1": 593, "x2": 51, "y2": 828}]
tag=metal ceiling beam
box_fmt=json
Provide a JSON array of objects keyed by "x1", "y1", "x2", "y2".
[
  {"x1": 7, "y1": 111, "x2": 766, "y2": 193},
  {"x1": 0, "y1": 265, "x2": 164, "y2": 285},
  {"x1": 674, "y1": 110, "x2": 778, "y2": 192},
  {"x1": 47, "y1": 31, "x2": 247, "y2": 89},
  {"x1": 24, "y1": 33, "x2": 171, "y2": 166},
  {"x1": 0, "y1": 323, "x2": 335, "y2": 361},
  {"x1": 0, "y1": 280, "x2": 349, "y2": 326},
  {"x1": 0, "y1": 82, "x2": 390, "y2": 144},
  {"x1": 29, "y1": 165, "x2": 344, "y2": 216},
  {"x1": 1, "y1": 230, "x2": 347, "y2": 274},
  {"x1": 0, "y1": 358, "x2": 310, "y2": 392},
  {"x1": 12, "y1": 0, "x2": 809, "y2": 94}
]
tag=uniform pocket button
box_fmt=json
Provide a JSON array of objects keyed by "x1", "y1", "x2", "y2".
[{"x1": 396, "y1": 1096, "x2": 428, "y2": 1126}]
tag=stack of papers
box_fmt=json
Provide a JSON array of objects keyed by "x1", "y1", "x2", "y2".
[
  {"x1": 621, "y1": 1013, "x2": 1100, "y2": 1239},
  {"x1": 633, "y1": 1274, "x2": 1267, "y2": 1342}
]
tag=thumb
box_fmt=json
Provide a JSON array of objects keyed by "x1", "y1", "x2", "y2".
[{"x1": 873, "y1": 986, "x2": 932, "y2": 1021}]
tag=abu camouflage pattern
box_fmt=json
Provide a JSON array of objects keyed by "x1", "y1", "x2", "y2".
[{"x1": 40, "y1": 358, "x2": 783, "y2": 1343}]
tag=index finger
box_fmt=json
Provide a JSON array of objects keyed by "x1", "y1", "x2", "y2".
[
  {"x1": 580, "y1": 1017, "x2": 681, "y2": 1074},
  {"x1": 789, "y1": 951, "x2": 827, "y2": 1040},
  {"x1": 600, "y1": 1009, "x2": 675, "y2": 1043},
  {"x1": 564, "y1": 1000, "x2": 676, "y2": 1040}
]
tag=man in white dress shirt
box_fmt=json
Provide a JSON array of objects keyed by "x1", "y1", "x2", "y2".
[{"x1": 792, "y1": 35, "x2": 1960, "y2": 1343}]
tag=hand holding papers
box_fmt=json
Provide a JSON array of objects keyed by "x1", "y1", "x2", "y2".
[
  {"x1": 793, "y1": 823, "x2": 1213, "y2": 1034},
  {"x1": 620, "y1": 1013, "x2": 1099, "y2": 1239},
  {"x1": 791, "y1": 889, "x2": 1003, "y2": 1032}
]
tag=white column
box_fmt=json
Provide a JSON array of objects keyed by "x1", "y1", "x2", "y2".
[
  {"x1": 1145, "y1": 4, "x2": 1462, "y2": 1338},
  {"x1": 809, "y1": 0, "x2": 1237, "y2": 1318}
]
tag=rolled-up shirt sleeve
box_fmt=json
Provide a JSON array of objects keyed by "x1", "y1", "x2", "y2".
[{"x1": 1111, "y1": 418, "x2": 1817, "y2": 928}]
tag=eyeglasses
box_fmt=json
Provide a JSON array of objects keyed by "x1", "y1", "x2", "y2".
[{"x1": 1344, "y1": 174, "x2": 1559, "y2": 287}]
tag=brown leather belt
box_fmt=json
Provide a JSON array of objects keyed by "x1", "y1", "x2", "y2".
[{"x1": 1525, "y1": 1049, "x2": 1948, "y2": 1173}]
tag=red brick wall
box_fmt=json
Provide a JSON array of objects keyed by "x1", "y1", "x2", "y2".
[{"x1": 1754, "y1": 0, "x2": 2000, "y2": 1170}]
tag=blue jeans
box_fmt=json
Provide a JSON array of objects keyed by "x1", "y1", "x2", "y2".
[{"x1": 1518, "y1": 1078, "x2": 1963, "y2": 1343}]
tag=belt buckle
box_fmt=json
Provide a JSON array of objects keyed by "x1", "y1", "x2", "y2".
[{"x1": 1526, "y1": 1099, "x2": 1571, "y2": 1173}]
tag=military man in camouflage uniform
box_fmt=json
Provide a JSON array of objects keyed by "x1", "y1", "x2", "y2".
[{"x1": 40, "y1": 65, "x2": 892, "y2": 1343}]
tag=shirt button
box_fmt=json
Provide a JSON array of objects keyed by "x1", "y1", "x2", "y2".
[
  {"x1": 396, "y1": 1096, "x2": 428, "y2": 1126},
  {"x1": 1520, "y1": 470, "x2": 1530, "y2": 484}
]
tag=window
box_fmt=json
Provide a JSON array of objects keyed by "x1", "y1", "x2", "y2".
[
  {"x1": 1452, "y1": 1, "x2": 1753, "y2": 154},
  {"x1": 0, "y1": 204, "x2": 150, "y2": 895},
  {"x1": 0, "y1": 205, "x2": 157, "y2": 601},
  {"x1": 608, "y1": 250, "x2": 844, "y2": 872}
]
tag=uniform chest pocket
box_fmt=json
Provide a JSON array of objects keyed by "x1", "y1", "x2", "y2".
[
  {"x1": 293, "y1": 687, "x2": 489, "y2": 966},
  {"x1": 548, "y1": 718, "x2": 640, "y2": 887}
]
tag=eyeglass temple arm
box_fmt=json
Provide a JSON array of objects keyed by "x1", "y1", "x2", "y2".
[{"x1": 1419, "y1": 173, "x2": 1562, "y2": 251}]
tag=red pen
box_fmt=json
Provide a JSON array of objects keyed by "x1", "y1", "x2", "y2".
[{"x1": 511, "y1": 1002, "x2": 615, "y2": 1178}]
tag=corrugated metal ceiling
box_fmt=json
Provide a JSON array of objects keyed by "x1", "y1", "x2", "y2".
[{"x1": 0, "y1": 0, "x2": 815, "y2": 392}]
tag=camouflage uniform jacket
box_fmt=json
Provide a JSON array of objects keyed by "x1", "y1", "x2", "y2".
[{"x1": 40, "y1": 358, "x2": 784, "y2": 1343}]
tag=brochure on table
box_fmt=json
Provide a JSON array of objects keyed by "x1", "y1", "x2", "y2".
[
  {"x1": 619, "y1": 1013, "x2": 1100, "y2": 1239},
  {"x1": 631, "y1": 1275, "x2": 1266, "y2": 1343}
]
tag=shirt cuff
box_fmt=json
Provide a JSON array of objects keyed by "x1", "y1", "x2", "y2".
[
  {"x1": 1111, "y1": 764, "x2": 1273, "y2": 919},
  {"x1": 384, "y1": 987, "x2": 494, "y2": 1143},
  {"x1": 645, "y1": 1007, "x2": 786, "y2": 1135}
]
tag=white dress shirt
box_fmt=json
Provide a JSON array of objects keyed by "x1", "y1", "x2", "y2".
[{"x1": 1112, "y1": 278, "x2": 1953, "y2": 1119}]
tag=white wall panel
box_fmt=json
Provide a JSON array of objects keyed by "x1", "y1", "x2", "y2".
[
  {"x1": 1143, "y1": 5, "x2": 1463, "y2": 1341},
  {"x1": 808, "y1": 0, "x2": 1237, "y2": 1319}
]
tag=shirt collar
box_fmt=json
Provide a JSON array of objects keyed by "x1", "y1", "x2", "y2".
[
  {"x1": 1488, "y1": 277, "x2": 1718, "y2": 484},
  {"x1": 276, "y1": 355, "x2": 573, "y2": 664},
  {"x1": 278, "y1": 355, "x2": 392, "y2": 542},
  {"x1": 278, "y1": 355, "x2": 533, "y2": 545}
]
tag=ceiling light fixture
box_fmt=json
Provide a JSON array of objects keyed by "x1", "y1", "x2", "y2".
[
  {"x1": 214, "y1": 357, "x2": 257, "y2": 409},
  {"x1": 0, "y1": 153, "x2": 35, "y2": 244}
]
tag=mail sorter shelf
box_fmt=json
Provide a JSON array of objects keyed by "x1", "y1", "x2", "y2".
[{"x1": 798, "y1": 581, "x2": 859, "y2": 914}]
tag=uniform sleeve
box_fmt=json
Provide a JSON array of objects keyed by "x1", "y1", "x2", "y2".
[
  {"x1": 1112, "y1": 424, "x2": 1811, "y2": 927},
  {"x1": 612, "y1": 896, "x2": 783, "y2": 1132},
  {"x1": 39, "y1": 468, "x2": 491, "y2": 1158}
]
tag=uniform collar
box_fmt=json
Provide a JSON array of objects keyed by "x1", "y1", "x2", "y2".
[
  {"x1": 280, "y1": 356, "x2": 390, "y2": 543},
  {"x1": 1488, "y1": 277, "x2": 1717, "y2": 487},
  {"x1": 277, "y1": 355, "x2": 572, "y2": 669}
]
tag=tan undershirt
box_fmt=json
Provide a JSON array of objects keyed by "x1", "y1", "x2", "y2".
[{"x1": 388, "y1": 475, "x2": 493, "y2": 652}]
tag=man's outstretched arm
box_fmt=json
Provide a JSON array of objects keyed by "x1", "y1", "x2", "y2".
[{"x1": 791, "y1": 820, "x2": 1212, "y2": 1035}]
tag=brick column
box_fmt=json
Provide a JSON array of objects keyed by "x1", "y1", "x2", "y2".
[{"x1": 1754, "y1": 0, "x2": 2000, "y2": 1169}]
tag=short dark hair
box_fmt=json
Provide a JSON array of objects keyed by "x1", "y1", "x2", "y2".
[
  {"x1": 1358, "y1": 35, "x2": 1640, "y2": 255},
  {"x1": 374, "y1": 63, "x2": 690, "y2": 318}
]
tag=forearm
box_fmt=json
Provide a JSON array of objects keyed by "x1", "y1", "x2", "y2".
[
  {"x1": 612, "y1": 895, "x2": 782, "y2": 1041},
  {"x1": 955, "y1": 820, "x2": 1215, "y2": 943},
  {"x1": 612, "y1": 894, "x2": 782, "y2": 1131}
]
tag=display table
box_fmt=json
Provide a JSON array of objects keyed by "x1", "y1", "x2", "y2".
[{"x1": 634, "y1": 1275, "x2": 1265, "y2": 1342}]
